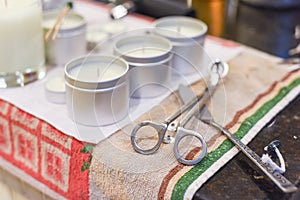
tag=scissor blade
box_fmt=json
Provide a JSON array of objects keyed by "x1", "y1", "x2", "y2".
[
  {"x1": 164, "y1": 87, "x2": 204, "y2": 124},
  {"x1": 197, "y1": 106, "x2": 213, "y2": 123},
  {"x1": 178, "y1": 84, "x2": 207, "y2": 121},
  {"x1": 177, "y1": 62, "x2": 220, "y2": 126},
  {"x1": 178, "y1": 84, "x2": 196, "y2": 104}
]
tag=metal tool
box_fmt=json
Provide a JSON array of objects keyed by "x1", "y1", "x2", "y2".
[
  {"x1": 262, "y1": 140, "x2": 286, "y2": 174},
  {"x1": 109, "y1": 0, "x2": 196, "y2": 19},
  {"x1": 109, "y1": 0, "x2": 135, "y2": 19},
  {"x1": 198, "y1": 105, "x2": 298, "y2": 193},
  {"x1": 131, "y1": 60, "x2": 225, "y2": 165}
]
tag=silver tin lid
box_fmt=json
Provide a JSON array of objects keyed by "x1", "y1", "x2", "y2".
[
  {"x1": 113, "y1": 35, "x2": 172, "y2": 64},
  {"x1": 65, "y1": 55, "x2": 129, "y2": 90}
]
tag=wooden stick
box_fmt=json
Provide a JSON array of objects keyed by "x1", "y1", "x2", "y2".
[
  {"x1": 44, "y1": 2, "x2": 73, "y2": 42},
  {"x1": 51, "y1": 5, "x2": 72, "y2": 40}
]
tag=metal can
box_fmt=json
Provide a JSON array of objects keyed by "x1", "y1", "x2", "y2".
[
  {"x1": 113, "y1": 34, "x2": 172, "y2": 98},
  {"x1": 43, "y1": 11, "x2": 87, "y2": 66},
  {"x1": 65, "y1": 55, "x2": 129, "y2": 126},
  {"x1": 153, "y1": 16, "x2": 208, "y2": 75}
]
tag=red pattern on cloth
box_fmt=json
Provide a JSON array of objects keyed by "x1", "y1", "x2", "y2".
[{"x1": 0, "y1": 99, "x2": 90, "y2": 199}]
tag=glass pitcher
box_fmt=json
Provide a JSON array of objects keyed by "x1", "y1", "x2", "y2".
[{"x1": 0, "y1": 0, "x2": 46, "y2": 88}]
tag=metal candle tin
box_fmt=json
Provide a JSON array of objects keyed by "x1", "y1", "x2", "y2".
[
  {"x1": 153, "y1": 16, "x2": 208, "y2": 75},
  {"x1": 113, "y1": 35, "x2": 172, "y2": 98},
  {"x1": 65, "y1": 55, "x2": 129, "y2": 126},
  {"x1": 43, "y1": 11, "x2": 87, "y2": 66}
]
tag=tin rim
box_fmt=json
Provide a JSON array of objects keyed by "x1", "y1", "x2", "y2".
[
  {"x1": 125, "y1": 53, "x2": 172, "y2": 68},
  {"x1": 113, "y1": 35, "x2": 172, "y2": 64},
  {"x1": 153, "y1": 16, "x2": 208, "y2": 43},
  {"x1": 65, "y1": 55, "x2": 129, "y2": 90},
  {"x1": 43, "y1": 11, "x2": 86, "y2": 34}
]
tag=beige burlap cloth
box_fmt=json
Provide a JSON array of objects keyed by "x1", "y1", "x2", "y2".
[{"x1": 89, "y1": 47, "x2": 300, "y2": 200}]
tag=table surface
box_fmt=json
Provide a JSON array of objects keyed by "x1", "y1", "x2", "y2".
[
  {"x1": 131, "y1": 0, "x2": 300, "y2": 199},
  {"x1": 192, "y1": 1, "x2": 300, "y2": 199}
]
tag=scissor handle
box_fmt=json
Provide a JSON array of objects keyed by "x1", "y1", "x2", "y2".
[
  {"x1": 131, "y1": 121, "x2": 168, "y2": 155},
  {"x1": 173, "y1": 127, "x2": 207, "y2": 165}
]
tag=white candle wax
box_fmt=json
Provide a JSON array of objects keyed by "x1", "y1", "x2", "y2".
[
  {"x1": 0, "y1": 0, "x2": 44, "y2": 73},
  {"x1": 68, "y1": 62, "x2": 126, "y2": 82},
  {"x1": 115, "y1": 35, "x2": 171, "y2": 60},
  {"x1": 154, "y1": 16, "x2": 207, "y2": 40},
  {"x1": 86, "y1": 31, "x2": 109, "y2": 43},
  {"x1": 160, "y1": 25, "x2": 203, "y2": 38},
  {"x1": 126, "y1": 47, "x2": 167, "y2": 58},
  {"x1": 45, "y1": 76, "x2": 65, "y2": 92},
  {"x1": 43, "y1": 14, "x2": 84, "y2": 30},
  {"x1": 102, "y1": 21, "x2": 126, "y2": 35},
  {"x1": 45, "y1": 76, "x2": 66, "y2": 104}
]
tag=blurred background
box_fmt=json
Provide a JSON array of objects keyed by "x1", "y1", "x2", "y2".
[
  {"x1": 92, "y1": 0, "x2": 300, "y2": 59},
  {"x1": 43, "y1": 0, "x2": 300, "y2": 58}
]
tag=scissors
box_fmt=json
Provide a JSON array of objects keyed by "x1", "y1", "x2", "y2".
[{"x1": 131, "y1": 60, "x2": 225, "y2": 165}]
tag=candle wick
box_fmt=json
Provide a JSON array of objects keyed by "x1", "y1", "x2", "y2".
[
  {"x1": 97, "y1": 68, "x2": 100, "y2": 78},
  {"x1": 142, "y1": 46, "x2": 145, "y2": 54},
  {"x1": 4, "y1": 0, "x2": 7, "y2": 7}
]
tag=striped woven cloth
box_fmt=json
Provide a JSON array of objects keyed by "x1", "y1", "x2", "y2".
[{"x1": 90, "y1": 47, "x2": 300, "y2": 200}]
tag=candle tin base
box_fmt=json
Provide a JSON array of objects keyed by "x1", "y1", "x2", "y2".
[
  {"x1": 66, "y1": 82, "x2": 129, "y2": 126},
  {"x1": 0, "y1": 65, "x2": 46, "y2": 88}
]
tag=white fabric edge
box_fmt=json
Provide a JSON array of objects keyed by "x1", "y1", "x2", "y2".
[{"x1": 0, "y1": 157, "x2": 67, "y2": 200}]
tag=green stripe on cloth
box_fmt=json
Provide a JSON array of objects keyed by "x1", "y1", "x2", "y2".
[{"x1": 171, "y1": 77, "x2": 300, "y2": 200}]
